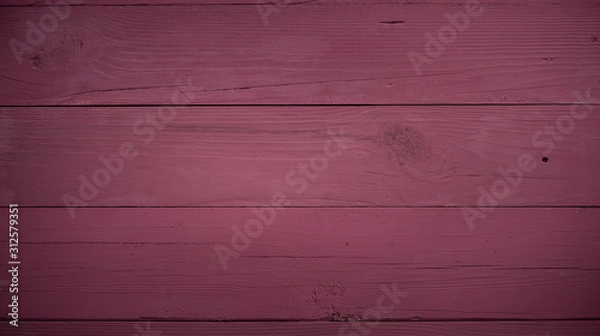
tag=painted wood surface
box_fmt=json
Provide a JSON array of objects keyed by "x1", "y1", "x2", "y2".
[
  {"x1": 0, "y1": 208, "x2": 597, "y2": 320},
  {"x1": 1, "y1": 0, "x2": 598, "y2": 333},
  {"x1": 0, "y1": 1, "x2": 599, "y2": 105},
  {"x1": 1, "y1": 106, "x2": 599, "y2": 207},
  {"x1": 4, "y1": 0, "x2": 600, "y2": 4},
  {"x1": 0, "y1": 321, "x2": 599, "y2": 336}
]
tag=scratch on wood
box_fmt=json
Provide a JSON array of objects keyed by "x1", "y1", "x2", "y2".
[{"x1": 380, "y1": 20, "x2": 405, "y2": 25}]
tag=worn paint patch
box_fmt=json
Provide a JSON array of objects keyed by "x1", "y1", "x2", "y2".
[{"x1": 310, "y1": 281, "x2": 345, "y2": 316}]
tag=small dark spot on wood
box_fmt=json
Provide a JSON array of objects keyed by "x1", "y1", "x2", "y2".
[
  {"x1": 30, "y1": 55, "x2": 41, "y2": 68},
  {"x1": 542, "y1": 157, "x2": 549, "y2": 162},
  {"x1": 330, "y1": 312, "x2": 361, "y2": 322},
  {"x1": 593, "y1": 34, "x2": 598, "y2": 43},
  {"x1": 330, "y1": 312, "x2": 343, "y2": 322},
  {"x1": 380, "y1": 20, "x2": 405, "y2": 25},
  {"x1": 542, "y1": 57, "x2": 555, "y2": 62}
]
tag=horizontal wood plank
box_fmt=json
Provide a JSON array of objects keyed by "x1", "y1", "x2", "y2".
[
  {"x1": 0, "y1": 1, "x2": 599, "y2": 104},
  {"x1": 0, "y1": 208, "x2": 598, "y2": 320},
  {"x1": 1, "y1": 321, "x2": 600, "y2": 336},
  {"x1": 1, "y1": 106, "x2": 598, "y2": 207},
  {"x1": 3, "y1": 0, "x2": 600, "y2": 4}
]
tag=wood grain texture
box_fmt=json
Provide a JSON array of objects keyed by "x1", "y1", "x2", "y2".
[
  {"x1": 1, "y1": 106, "x2": 598, "y2": 207},
  {"x1": 1, "y1": 1, "x2": 599, "y2": 105},
  {"x1": 0, "y1": 321, "x2": 599, "y2": 336},
  {"x1": 3, "y1": 0, "x2": 600, "y2": 4},
  {"x1": 0, "y1": 208, "x2": 597, "y2": 320},
  {"x1": 1, "y1": 0, "x2": 599, "y2": 332}
]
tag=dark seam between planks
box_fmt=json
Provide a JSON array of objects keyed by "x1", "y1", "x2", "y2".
[
  {"x1": 2, "y1": 103, "x2": 600, "y2": 108},
  {"x1": 6, "y1": 205, "x2": 600, "y2": 209},
  {"x1": 0, "y1": 2, "x2": 321, "y2": 7},
  {"x1": 1, "y1": 317, "x2": 599, "y2": 323},
  {"x1": 0, "y1": 1, "x2": 596, "y2": 7}
]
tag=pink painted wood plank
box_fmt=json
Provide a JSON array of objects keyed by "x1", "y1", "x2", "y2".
[
  {"x1": 4, "y1": 0, "x2": 599, "y2": 4},
  {"x1": 0, "y1": 1, "x2": 598, "y2": 104},
  {"x1": 0, "y1": 321, "x2": 599, "y2": 336},
  {"x1": 1, "y1": 106, "x2": 598, "y2": 207},
  {"x1": 0, "y1": 208, "x2": 597, "y2": 320}
]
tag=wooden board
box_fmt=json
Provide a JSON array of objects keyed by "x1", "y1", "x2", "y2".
[
  {"x1": 1, "y1": 1, "x2": 599, "y2": 105},
  {"x1": 0, "y1": 208, "x2": 598, "y2": 320},
  {"x1": 1, "y1": 321, "x2": 599, "y2": 336},
  {"x1": 3, "y1": 0, "x2": 600, "y2": 4},
  {"x1": 1, "y1": 0, "x2": 599, "y2": 333},
  {"x1": 1, "y1": 106, "x2": 598, "y2": 207}
]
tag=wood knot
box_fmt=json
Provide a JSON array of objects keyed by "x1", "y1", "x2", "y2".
[
  {"x1": 379, "y1": 124, "x2": 433, "y2": 163},
  {"x1": 376, "y1": 122, "x2": 458, "y2": 183},
  {"x1": 29, "y1": 33, "x2": 85, "y2": 71}
]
